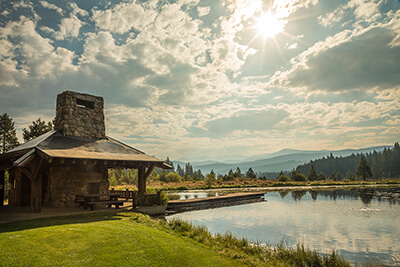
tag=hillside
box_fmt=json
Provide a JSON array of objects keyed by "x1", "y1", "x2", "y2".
[{"x1": 174, "y1": 146, "x2": 390, "y2": 175}]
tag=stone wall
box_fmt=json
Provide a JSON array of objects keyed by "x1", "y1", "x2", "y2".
[
  {"x1": 54, "y1": 91, "x2": 106, "y2": 139},
  {"x1": 44, "y1": 166, "x2": 109, "y2": 208}
]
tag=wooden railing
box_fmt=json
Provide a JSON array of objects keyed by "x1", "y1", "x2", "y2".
[{"x1": 109, "y1": 189, "x2": 161, "y2": 207}]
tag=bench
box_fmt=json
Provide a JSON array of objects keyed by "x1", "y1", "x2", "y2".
[
  {"x1": 75, "y1": 193, "x2": 124, "y2": 211},
  {"x1": 87, "y1": 200, "x2": 124, "y2": 211}
]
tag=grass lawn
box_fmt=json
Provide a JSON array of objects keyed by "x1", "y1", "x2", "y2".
[{"x1": 0, "y1": 211, "x2": 244, "y2": 267}]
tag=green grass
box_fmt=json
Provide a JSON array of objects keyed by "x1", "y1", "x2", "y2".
[
  {"x1": 0, "y1": 212, "x2": 244, "y2": 267},
  {"x1": 0, "y1": 211, "x2": 350, "y2": 266}
]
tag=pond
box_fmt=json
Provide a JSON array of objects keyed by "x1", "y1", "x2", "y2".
[{"x1": 166, "y1": 187, "x2": 400, "y2": 265}]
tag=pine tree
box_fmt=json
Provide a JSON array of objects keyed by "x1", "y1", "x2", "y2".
[
  {"x1": 356, "y1": 155, "x2": 372, "y2": 181},
  {"x1": 206, "y1": 170, "x2": 216, "y2": 188},
  {"x1": 22, "y1": 118, "x2": 53, "y2": 142},
  {"x1": 185, "y1": 162, "x2": 194, "y2": 178},
  {"x1": 0, "y1": 113, "x2": 20, "y2": 153},
  {"x1": 246, "y1": 167, "x2": 257, "y2": 179},
  {"x1": 164, "y1": 157, "x2": 174, "y2": 173},
  {"x1": 176, "y1": 164, "x2": 184, "y2": 177},
  {"x1": 307, "y1": 165, "x2": 318, "y2": 181},
  {"x1": 235, "y1": 167, "x2": 242, "y2": 177}
]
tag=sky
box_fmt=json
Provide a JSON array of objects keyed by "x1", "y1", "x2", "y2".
[{"x1": 0, "y1": 0, "x2": 399, "y2": 162}]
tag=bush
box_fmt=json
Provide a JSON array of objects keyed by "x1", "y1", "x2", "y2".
[
  {"x1": 166, "y1": 172, "x2": 182, "y2": 183},
  {"x1": 277, "y1": 173, "x2": 290, "y2": 182},
  {"x1": 290, "y1": 169, "x2": 307, "y2": 182}
]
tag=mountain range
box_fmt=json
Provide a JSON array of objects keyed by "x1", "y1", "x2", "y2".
[{"x1": 173, "y1": 145, "x2": 392, "y2": 176}]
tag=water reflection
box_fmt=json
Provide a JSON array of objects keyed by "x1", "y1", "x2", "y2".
[
  {"x1": 276, "y1": 187, "x2": 400, "y2": 205},
  {"x1": 167, "y1": 187, "x2": 400, "y2": 265},
  {"x1": 166, "y1": 191, "x2": 227, "y2": 201}
]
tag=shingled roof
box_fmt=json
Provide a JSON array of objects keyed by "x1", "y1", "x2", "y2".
[{"x1": 1, "y1": 130, "x2": 171, "y2": 170}]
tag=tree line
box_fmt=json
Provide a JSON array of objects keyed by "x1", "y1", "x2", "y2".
[
  {"x1": 1, "y1": 113, "x2": 54, "y2": 153},
  {"x1": 296, "y1": 143, "x2": 400, "y2": 180}
]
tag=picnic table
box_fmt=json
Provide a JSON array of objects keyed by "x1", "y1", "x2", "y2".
[{"x1": 75, "y1": 193, "x2": 124, "y2": 211}]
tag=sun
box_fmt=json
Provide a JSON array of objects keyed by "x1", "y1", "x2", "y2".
[{"x1": 255, "y1": 12, "x2": 286, "y2": 39}]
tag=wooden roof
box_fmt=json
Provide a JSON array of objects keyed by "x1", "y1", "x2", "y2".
[{"x1": 0, "y1": 131, "x2": 172, "y2": 170}]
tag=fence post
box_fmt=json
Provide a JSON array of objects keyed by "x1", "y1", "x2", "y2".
[
  {"x1": 156, "y1": 191, "x2": 161, "y2": 205},
  {"x1": 125, "y1": 189, "x2": 129, "y2": 201},
  {"x1": 132, "y1": 191, "x2": 136, "y2": 207}
]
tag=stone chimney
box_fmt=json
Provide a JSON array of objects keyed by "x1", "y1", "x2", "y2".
[{"x1": 54, "y1": 91, "x2": 106, "y2": 139}]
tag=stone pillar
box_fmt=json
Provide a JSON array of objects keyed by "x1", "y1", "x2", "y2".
[{"x1": 0, "y1": 170, "x2": 4, "y2": 206}]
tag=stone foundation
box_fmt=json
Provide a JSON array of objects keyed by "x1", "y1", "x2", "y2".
[{"x1": 44, "y1": 166, "x2": 109, "y2": 208}]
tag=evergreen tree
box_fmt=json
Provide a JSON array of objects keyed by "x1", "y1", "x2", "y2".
[
  {"x1": 356, "y1": 155, "x2": 372, "y2": 181},
  {"x1": 159, "y1": 169, "x2": 167, "y2": 182},
  {"x1": 164, "y1": 157, "x2": 174, "y2": 173},
  {"x1": 235, "y1": 167, "x2": 242, "y2": 177},
  {"x1": 346, "y1": 170, "x2": 356, "y2": 181},
  {"x1": 185, "y1": 162, "x2": 194, "y2": 178},
  {"x1": 318, "y1": 172, "x2": 326, "y2": 181},
  {"x1": 307, "y1": 165, "x2": 318, "y2": 181},
  {"x1": 0, "y1": 113, "x2": 19, "y2": 153},
  {"x1": 290, "y1": 169, "x2": 306, "y2": 181},
  {"x1": 176, "y1": 164, "x2": 185, "y2": 177},
  {"x1": 277, "y1": 171, "x2": 290, "y2": 182},
  {"x1": 329, "y1": 172, "x2": 337, "y2": 181},
  {"x1": 22, "y1": 118, "x2": 53, "y2": 142},
  {"x1": 206, "y1": 170, "x2": 216, "y2": 188},
  {"x1": 246, "y1": 167, "x2": 256, "y2": 179},
  {"x1": 196, "y1": 169, "x2": 204, "y2": 180}
]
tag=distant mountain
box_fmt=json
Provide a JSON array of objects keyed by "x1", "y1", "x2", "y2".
[{"x1": 173, "y1": 145, "x2": 391, "y2": 176}]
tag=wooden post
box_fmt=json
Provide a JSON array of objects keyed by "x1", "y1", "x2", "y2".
[
  {"x1": 30, "y1": 159, "x2": 43, "y2": 213},
  {"x1": 0, "y1": 170, "x2": 4, "y2": 206},
  {"x1": 156, "y1": 191, "x2": 161, "y2": 205},
  {"x1": 138, "y1": 165, "x2": 146, "y2": 194}
]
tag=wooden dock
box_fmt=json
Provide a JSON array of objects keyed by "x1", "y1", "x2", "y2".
[{"x1": 166, "y1": 192, "x2": 265, "y2": 213}]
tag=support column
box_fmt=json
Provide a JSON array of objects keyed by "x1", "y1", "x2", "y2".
[
  {"x1": 0, "y1": 170, "x2": 4, "y2": 206},
  {"x1": 138, "y1": 165, "x2": 146, "y2": 194},
  {"x1": 30, "y1": 159, "x2": 43, "y2": 213}
]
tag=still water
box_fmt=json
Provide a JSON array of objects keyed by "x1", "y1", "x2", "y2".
[{"x1": 167, "y1": 187, "x2": 400, "y2": 265}]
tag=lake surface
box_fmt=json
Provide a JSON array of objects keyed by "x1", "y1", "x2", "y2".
[{"x1": 166, "y1": 187, "x2": 400, "y2": 265}]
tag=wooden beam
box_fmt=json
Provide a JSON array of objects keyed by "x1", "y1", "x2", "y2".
[
  {"x1": 18, "y1": 167, "x2": 33, "y2": 180},
  {"x1": 144, "y1": 164, "x2": 155, "y2": 180},
  {"x1": 30, "y1": 163, "x2": 43, "y2": 213},
  {"x1": 0, "y1": 170, "x2": 4, "y2": 207},
  {"x1": 138, "y1": 164, "x2": 146, "y2": 194}
]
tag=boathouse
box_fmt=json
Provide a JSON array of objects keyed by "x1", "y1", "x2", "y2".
[{"x1": 0, "y1": 91, "x2": 171, "y2": 212}]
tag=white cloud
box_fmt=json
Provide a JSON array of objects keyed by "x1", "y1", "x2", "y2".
[
  {"x1": 286, "y1": 42, "x2": 298, "y2": 49},
  {"x1": 319, "y1": 0, "x2": 383, "y2": 27},
  {"x1": 0, "y1": 16, "x2": 76, "y2": 79},
  {"x1": 39, "y1": 1, "x2": 63, "y2": 14},
  {"x1": 92, "y1": 1, "x2": 157, "y2": 34},
  {"x1": 197, "y1": 6, "x2": 210, "y2": 17},
  {"x1": 69, "y1": 2, "x2": 88, "y2": 17},
  {"x1": 40, "y1": 25, "x2": 55, "y2": 33},
  {"x1": 53, "y1": 14, "x2": 83, "y2": 40},
  {"x1": 269, "y1": 11, "x2": 400, "y2": 93}
]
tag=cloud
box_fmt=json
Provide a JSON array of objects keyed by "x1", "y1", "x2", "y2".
[
  {"x1": 270, "y1": 15, "x2": 400, "y2": 92},
  {"x1": 39, "y1": 1, "x2": 63, "y2": 14},
  {"x1": 53, "y1": 14, "x2": 83, "y2": 40},
  {"x1": 92, "y1": 1, "x2": 157, "y2": 34},
  {"x1": 197, "y1": 6, "x2": 210, "y2": 17},
  {"x1": 319, "y1": 0, "x2": 383, "y2": 27},
  {"x1": 69, "y1": 2, "x2": 88, "y2": 17}
]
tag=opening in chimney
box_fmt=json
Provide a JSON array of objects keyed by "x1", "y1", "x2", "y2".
[{"x1": 76, "y1": 98, "x2": 94, "y2": 109}]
